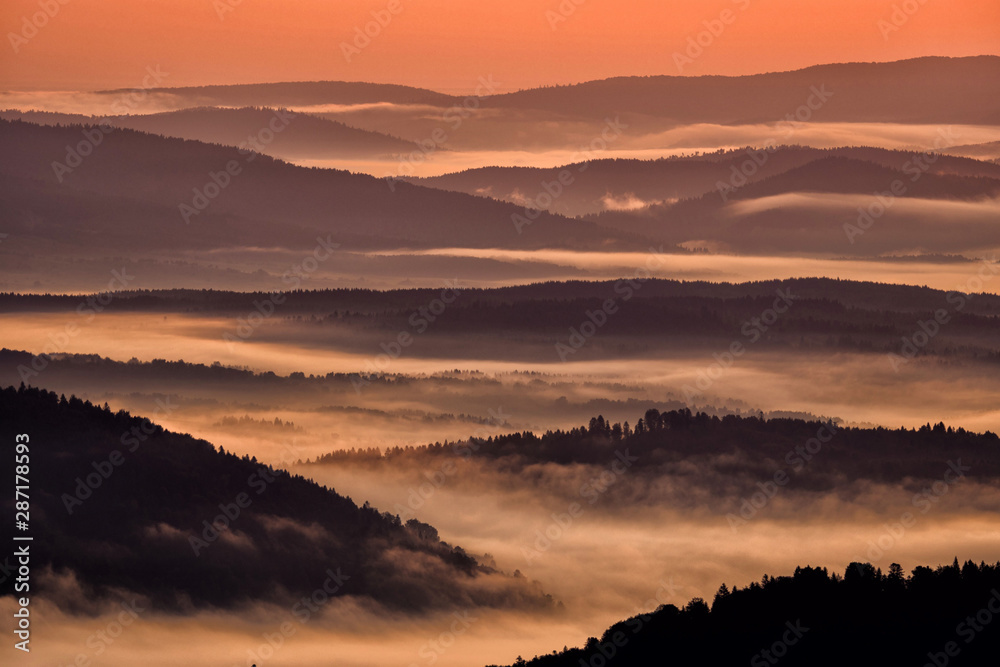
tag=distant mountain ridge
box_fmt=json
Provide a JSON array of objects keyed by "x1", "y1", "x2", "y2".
[
  {"x1": 78, "y1": 56, "x2": 1000, "y2": 127},
  {"x1": 0, "y1": 118, "x2": 634, "y2": 251},
  {"x1": 483, "y1": 56, "x2": 1000, "y2": 124},
  {"x1": 408, "y1": 146, "x2": 1000, "y2": 216},
  {"x1": 95, "y1": 80, "x2": 458, "y2": 108},
  {"x1": 1, "y1": 106, "x2": 420, "y2": 159}
]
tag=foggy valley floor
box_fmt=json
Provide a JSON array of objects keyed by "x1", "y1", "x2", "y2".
[
  {"x1": 2, "y1": 32, "x2": 1000, "y2": 666},
  {"x1": 3, "y1": 387, "x2": 1000, "y2": 666},
  {"x1": 3, "y1": 278, "x2": 1000, "y2": 664}
]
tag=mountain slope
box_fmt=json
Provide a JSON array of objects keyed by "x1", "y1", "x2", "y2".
[
  {"x1": 90, "y1": 58, "x2": 1000, "y2": 128},
  {"x1": 2, "y1": 107, "x2": 421, "y2": 159},
  {"x1": 720, "y1": 156, "x2": 1000, "y2": 201},
  {"x1": 0, "y1": 384, "x2": 552, "y2": 612},
  {"x1": 95, "y1": 80, "x2": 458, "y2": 108},
  {"x1": 488, "y1": 560, "x2": 1000, "y2": 667},
  {"x1": 407, "y1": 147, "x2": 1000, "y2": 216},
  {"x1": 0, "y1": 119, "x2": 633, "y2": 250},
  {"x1": 484, "y1": 56, "x2": 1000, "y2": 125},
  {"x1": 587, "y1": 154, "x2": 1000, "y2": 255}
]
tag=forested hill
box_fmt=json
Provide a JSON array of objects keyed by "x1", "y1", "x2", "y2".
[
  {"x1": 0, "y1": 384, "x2": 553, "y2": 613},
  {"x1": 488, "y1": 559, "x2": 1000, "y2": 667},
  {"x1": 307, "y1": 408, "x2": 1000, "y2": 486}
]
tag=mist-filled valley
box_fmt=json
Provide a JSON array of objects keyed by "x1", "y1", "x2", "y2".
[{"x1": 3, "y1": 7, "x2": 1000, "y2": 664}]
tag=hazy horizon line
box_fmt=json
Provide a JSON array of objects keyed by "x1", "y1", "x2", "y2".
[{"x1": 3, "y1": 53, "x2": 997, "y2": 96}]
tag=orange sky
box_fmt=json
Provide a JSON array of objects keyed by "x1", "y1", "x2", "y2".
[{"x1": 1, "y1": 0, "x2": 998, "y2": 92}]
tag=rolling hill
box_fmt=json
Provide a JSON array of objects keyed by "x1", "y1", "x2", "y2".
[
  {"x1": 95, "y1": 80, "x2": 459, "y2": 109},
  {"x1": 483, "y1": 56, "x2": 1000, "y2": 125},
  {"x1": 1, "y1": 106, "x2": 422, "y2": 159},
  {"x1": 407, "y1": 146, "x2": 1000, "y2": 217},
  {"x1": 0, "y1": 383, "x2": 553, "y2": 612},
  {"x1": 0, "y1": 118, "x2": 635, "y2": 251}
]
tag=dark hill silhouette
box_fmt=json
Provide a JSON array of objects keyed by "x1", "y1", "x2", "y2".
[
  {"x1": 586, "y1": 153, "x2": 1000, "y2": 255},
  {"x1": 0, "y1": 384, "x2": 554, "y2": 612},
  {"x1": 4, "y1": 276, "x2": 1000, "y2": 370},
  {"x1": 4, "y1": 276, "x2": 1000, "y2": 320},
  {"x1": 0, "y1": 172, "x2": 298, "y2": 250},
  {"x1": 405, "y1": 151, "x2": 817, "y2": 217},
  {"x1": 487, "y1": 559, "x2": 1000, "y2": 666},
  {"x1": 484, "y1": 56, "x2": 1000, "y2": 125},
  {"x1": 1, "y1": 107, "x2": 421, "y2": 159},
  {"x1": 0, "y1": 109, "x2": 89, "y2": 125},
  {"x1": 718, "y1": 156, "x2": 1000, "y2": 202},
  {"x1": 407, "y1": 146, "x2": 1000, "y2": 216},
  {"x1": 0, "y1": 119, "x2": 633, "y2": 250},
  {"x1": 92, "y1": 58, "x2": 1000, "y2": 128},
  {"x1": 96, "y1": 80, "x2": 458, "y2": 108},
  {"x1": 306, "y1": 408, "x2": 1000, "y2": 490}
]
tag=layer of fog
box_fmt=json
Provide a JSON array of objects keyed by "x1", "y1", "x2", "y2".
[
  {"x1": 4, "y1": 310, "x2": 1000, "y2": 450},
  {"x1": 0, "y1": 596, "x2": 584, "y2": 667},
  {"x1": 728, "y1": 193, "x2": 1000, "y2": 219},
  {"x1": 300, "y1": 456, "x2": 1000, "y2": 614},
  {"x1": 363, "y1": 249, "x2": 1000, "y2": 292},
  {"x1": 5, "y1": 241, "x2": 1000, "y2": 293},
  {"x1": 12, "y1": 455, "x2": 1000, "y2": 667},
  {"x1": 6, "y1": 87, "x2": 999, "y2": 178},
  {"x1": 288, "y1": 121, "x2": 1000, "y2": 177},
  {"x1": 6, "y1": 311, "x2": 1000, "y2": 664}
]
